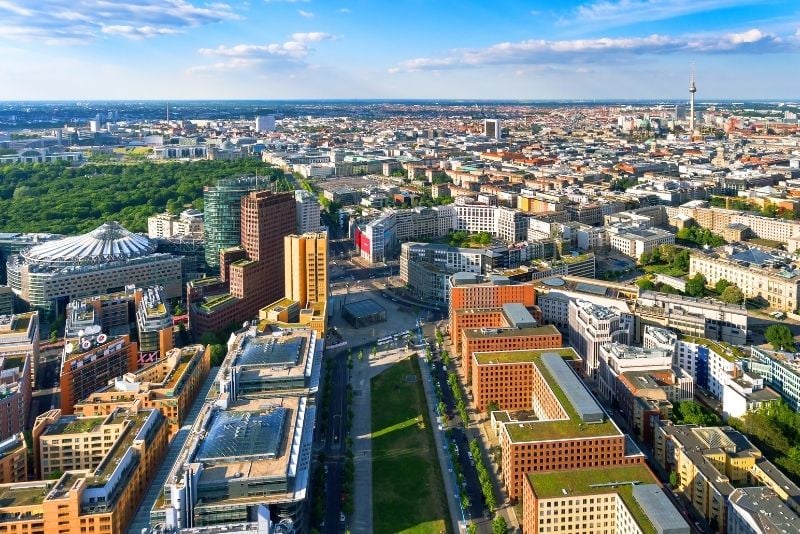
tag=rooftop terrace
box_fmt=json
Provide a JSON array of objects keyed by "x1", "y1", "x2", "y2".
[
  {"x1": 474, "y1": 347, "x2": 578, "y2": 365},
  {"x1": 528, "y1": 465, "x2": 657, "y2": 534},
  {"x1": 503, "y1": 354, "x2": 619, "y2": 442}
]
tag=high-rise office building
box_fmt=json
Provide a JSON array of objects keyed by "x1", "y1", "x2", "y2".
[
  {"x1": 284, "y1": 233, "x2": 328, "y2": 306},
  {"x1": 295, "y1": 189, "x2": 321, "y2": 234},
  {"x1": 189, "y1": 191, "x2": 296, "y2": 336},
  {"x1": 484, "y1": 118, "x2": 501, "y2": 140},
  {"x1": 202, "y1": 177, "x2": 261, "y2": 270},
  {"x1": 254, "y1": 114, "x2": 276, "y2": 133}
]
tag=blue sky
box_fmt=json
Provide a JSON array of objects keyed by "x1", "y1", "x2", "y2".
[{"x1": 0, "y1": 0, "x2": 798, "y2": 100}]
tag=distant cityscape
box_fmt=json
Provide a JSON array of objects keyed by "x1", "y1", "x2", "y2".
[{"x1": 1, "y1": 77, "x2": 800, "y2": 534}]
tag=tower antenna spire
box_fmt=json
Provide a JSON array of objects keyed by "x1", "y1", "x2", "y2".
[{"x1": 688, "y1": 63, "x2": 697, "y2": 135}]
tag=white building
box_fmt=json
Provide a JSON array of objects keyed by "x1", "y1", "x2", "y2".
[
  {"x1": 728, "y1": 487, "x2": 800, "y2": 534},
  {"x1": 568, "y1": 299, "x2": 635, "y2": 379},
  {"x1": 597, "y1": 342, "x2": 677, "y2": 404},
  {"x1": 147, "y1": 209, "x2": 204, "y2": 239},
  {"x1": 722, "y1": 371, "x2": 779, "y2": 420},
  {"x1": 254, "y1": 115, "x2": 276, "y2": 133},
  {"x1": 675, "y1": 337, "x2": 741, "y2": 400},
  {"x1": 607, "y1": 224, "x2": 675, "y2": 260},
  {"x1": 295, "y1": 190, "x2": 322, "y2": 234}
]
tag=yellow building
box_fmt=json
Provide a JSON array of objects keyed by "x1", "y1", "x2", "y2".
[
  {"x1": 8, "y1": 406, "x2": 168, "y2": 534},
  {"x1": 654, "y1": 423, "x2": 800, "y2": 533},
  {"x1": 73, "y1": 344, "x2": 210, "y2": 437},
  {"x1": 261, "y1": 232, "x2": 329, "y2": 338},
  {"x1": 284, "y1": 232, "x2": 328, "y2": 305}
]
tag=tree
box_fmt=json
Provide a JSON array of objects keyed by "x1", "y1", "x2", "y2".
[
  {"x1": 685, "y1": 273, "x2": 707, "y2": 297},
  {"x1": 638, "y1": 251, "x2": 652, "y2": 266},
  {"x1": 765, "y1": 324, "x2": 797, "y2": 351},
  {"x1": 669, "y1": 470, "x2": 678, "y2": 487},
  {"x1": 438, "y1": 401, "x2": 447, "y2": 418},
  {"x1": 636, "y1": 278, "x2": 655, "y2": 291},
  {"x1": 715, "y1": 279, "x2": 732, "y2": 293},
  {"x1": 720, "y1": 285, "x2": 744, "y2": 305},
  {"x1": 486, "y1": 400, "x2": 500, "y2": 414},
  {"x1": 492, "y1": 515, "x2": 507, "y2": 534},
  {"x1": 672, "y1": 401, "x2": 720, "y2": 426},
  {"x1": 208, "y1": 344, "x2": 226, "y2": 366},
  {"x1": 467, "y1": 525, "x2": 477, "y2": 534}
]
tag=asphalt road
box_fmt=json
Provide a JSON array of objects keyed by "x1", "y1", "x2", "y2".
[
  {"x1": 318, "y1": 350, "x2": 350, "y2": 534},
  {"x1": 428, "y1": 342, "x2": 486, "y2": 522}
]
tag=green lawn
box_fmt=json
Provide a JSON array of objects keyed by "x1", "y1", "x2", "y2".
[{"x1": 371, "y1": 356, "x2": 450, "y2": 534}]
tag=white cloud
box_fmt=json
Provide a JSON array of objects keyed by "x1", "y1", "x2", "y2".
[
  {"x1": 391, "y1": 28, "x2": 792, "y2": 72},
  {"x1": 571, "y1": 0, "x2": 757, "y2": 28},
  {"x1": 339, "y1": 8, "x2": 351, "y2": 13},
  {"x1": 291, "y1": 31, "x2": 334, "y2": 42},
  {"x1": 298, "y1": 9, "x2": 314, "y2": 18},
  {"x1": 0, "y1": 0, "x2": 240, "y2": 43},
  {"x1": 0, "y1": 1, "x2": 32, "y2": 16},
  {"x1": 264, "y1": 0, "x2": 309, "y2": 2},
  {"x1": 191, "y1": 31, "x2": 335, "y2": 73}
]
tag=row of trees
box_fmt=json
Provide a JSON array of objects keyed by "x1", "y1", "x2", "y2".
[
  {"x1": 710, "y1": 196, "x2": 800, "y2": 221},
  {"x1": 0, "y1": 159, "x2": 273, "y2": 234},
  {"x1": 470, "y1": 438, "x2": 498, "y2": 512}
]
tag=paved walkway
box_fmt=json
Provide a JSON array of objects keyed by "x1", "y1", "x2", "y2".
[
  {"x1": 350, "y1": 348, "x2": 416, "y2": 534},
  {"x1": 127, "y1": 366, "x2": 220, "y2": 534}
]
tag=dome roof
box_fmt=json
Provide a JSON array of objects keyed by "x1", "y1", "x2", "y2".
[{"x1": 22, "y1": 222, "x2": 156, "y2": 265}]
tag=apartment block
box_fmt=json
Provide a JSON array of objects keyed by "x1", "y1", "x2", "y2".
[
  {"x1": 461, "y1": 322, "x2": 561, "y2": 380},
  {"x1": 0, "y1": 433, "x2": 28, "y2": 484},
  {"x1": 489, "y1": 352, "x2": 644, "y2": 499},
  {"x1": 674, "y1": 336, "x2": 742, "y2": 400},
  {"x1": 0, "y1": 311, "x2": 39, "y2": 386},
  {"x1": 596, "y1": 342, "x2": 683, "y2": 405},
  {"x1": 607, "y1": 224, "x2": 675, "y2": 260},
  {"x1": 523, "y1": 464, "x2": 689, "y2": 534},
  {"x1": 74, "y1": 345, "x2": 210, "y2": 438},
  {"x1": 745, "y1": 347, "x2": 800, "y2": 411},
  {"x1": 654, "y1": 424, "x2": 800, "y2": 533}
]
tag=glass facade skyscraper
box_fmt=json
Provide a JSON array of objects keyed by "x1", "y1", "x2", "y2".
[{"x1": 203, "y1": 176, "x2": 261, "y2": 270}]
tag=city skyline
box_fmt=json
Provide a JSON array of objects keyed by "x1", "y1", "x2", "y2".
[{"x1": 0, "y1": 0, "x2": 799, "y2": 100}]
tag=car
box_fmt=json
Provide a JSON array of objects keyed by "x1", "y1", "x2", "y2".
[
  {"x1": 324, "y1": 465, "x2": 329, "y2": 474},
  {"x1": 340, "y1": 512, "x2": 346, "y2": 523}
]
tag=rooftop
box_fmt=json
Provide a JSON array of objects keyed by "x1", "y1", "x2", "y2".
[
  {"x1": 527, "y1": 465, "x2": 658, "y2": 534},
  {"x1": 463, "y1": 324, "x2": 560, "y2": 340},
  {"x1": 680, "y1": 334, "x2": 745, "y2": 362},
  {"x1": 197, "y1": 408, "x2": 288, "y2": 462},
  {"x1": 43, "y1": 416, "x2": 105, "y2": 436},
  {"x1": 502, "y1": 353, "x2": 619, "y2": 442},
  {"x1": 474, "y1": 347, "x2": 578, "y2": 365},
  {"x1": 0, "y1": 482, "x2": 51, "y2": 509}
]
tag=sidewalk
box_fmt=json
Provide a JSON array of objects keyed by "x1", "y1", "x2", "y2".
[{"x1": 417, "y1": 356, "x2": 465, "y2": 534}]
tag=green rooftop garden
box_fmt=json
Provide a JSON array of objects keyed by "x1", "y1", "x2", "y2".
[
  {"x1": 48, "y1": 417, "x2": 105, "y2": 435},
  {"x1": 0, "y1": 483, "x2": 51, "y2": 507},
  {"x1": 528, "y1": 465, "x2": 657, "y2": 534},
  {"x1": 560, "y1": 252, "x2": 594, "y2": 264},
  {"x1": 680, "y1": 334, "x2": 744, "y2": 362},
  {"x1": 200, "y1": 293, "x2": 237, "y2": 311},
  {"x1": 504, "y1": 357, "x2": 619, "y2": 442},
  {"x1": 474, "y1": 348, "x2": 578, "y2": 365}
]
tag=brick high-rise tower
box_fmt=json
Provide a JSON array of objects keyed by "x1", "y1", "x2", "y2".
[{"x1": 189, "y1": 190, "x2": 296, "y2": 336}]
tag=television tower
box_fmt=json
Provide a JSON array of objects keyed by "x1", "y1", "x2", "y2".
[{"x1": 689, "y1": 65, "x2": 697, "y2": 134}]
